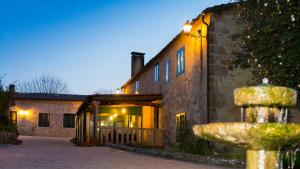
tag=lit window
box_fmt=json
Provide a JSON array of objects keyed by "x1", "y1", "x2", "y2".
[
  {"x1": 135, "y1": 80, "x2": 140, "y2": 94},
  {"x1": 165, "y1": 60, "x2": 170, "y2": 82},
  {"x1": 176, "y1": 112, "x2": 186, "y2": 129},
  {"x1": 10, "y1": 111, "x2": 17, "y2": 125},
  {"x1": 63, "y1": 114, "x2": 75, "y2": 128},
  {"x1": 154, "y1": 63, "x2": 159, "y2": 82},
  {"x1": 176, "y1": 47, "x2": 185, "y2": 75},
  {"x1": 38, "y1": 113, "x2": 50, "y2": 127}
]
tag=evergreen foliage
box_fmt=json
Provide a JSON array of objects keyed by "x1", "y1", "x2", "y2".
[{"x1": 233, "y1": 0, "x2": 300, "y2": 91}]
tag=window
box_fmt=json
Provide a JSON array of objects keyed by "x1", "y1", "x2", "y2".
[
  {"x1": 154, "y1": 63, "x2": 159, "y2": 82},
  {"x1": 63, "y1": 114, "x2": 75, "y2": 128},
  {"x1": 176, "y1": 112, "x2": 186, "y2": 129},
  {"x1": 176, "y1": 47, "x2": 185, "y2": 75},
  {"x1": 165, "y1": 60, "x2": 170, "y2": 82},
  {"x1": 135, "y1": 80, "x2": 140, "y2": 94},
  {"x1": 38, "y1": 113, "x2": 50, "y2": 127},
  {"x1": 10, "y1": 111, "x2": 17, "y2": 125}
]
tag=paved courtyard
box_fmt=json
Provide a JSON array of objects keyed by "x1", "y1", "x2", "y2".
[{"x1": 0, "y1": 136, "x2": 233, "y2": 169}]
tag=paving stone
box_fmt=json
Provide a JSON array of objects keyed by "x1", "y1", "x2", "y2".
[{"x1": 0, "y1": 136, "x2": 234, "y2": 169}]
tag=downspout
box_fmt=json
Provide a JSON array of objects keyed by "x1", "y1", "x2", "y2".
[{"x1": 201, "y1": 14, "x2": 210, "y2": 123}]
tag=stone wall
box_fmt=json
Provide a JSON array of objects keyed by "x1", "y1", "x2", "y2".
[
  {"x1": 123, "y1": 18, "x2": 205, "y2": 143},
  {"x1": 123, "y1": 10, "x2": 253, "y2": 143},
  {"x1": 11, "y1": 100, "x2": 82, "y2": 138},
  {"x1": 123, "y1": 8, "x2": 300, "y2": 144},
  {"x1": 208, "y1": 10, "x2": 253, "y2": 122}
]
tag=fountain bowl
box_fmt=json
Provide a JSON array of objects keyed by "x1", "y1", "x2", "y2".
[
  {"x1": 234, "y1": 85, "x2": 297, "y2": 107},
  {"x1": 193, "y1": 122, "x2": 300, "y2": 150}
]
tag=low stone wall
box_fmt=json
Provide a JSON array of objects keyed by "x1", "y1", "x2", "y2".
[{"x1": 0, "y1": 131, "x2": 17, "y2": 144}]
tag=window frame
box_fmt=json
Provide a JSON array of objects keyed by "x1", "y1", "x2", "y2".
[
  {"x1": 165, "y1": 59, "x2": 170, "y2": 83},
  {"x1": 10, "y1": 111, "x2": 17, "y2": 125},
  {"x1": 176, "y1": 47, "x2": 185, "y2": 76},
  {"x1": 176, "y1": 112, "x2": 186, "y2": 129},
  {"x1": 135, "y1": 80, "x2": 140, "y2": 94},
  {"x1": 38, "y1": 113, "x2": 50, "y2": 127},
  {"x1": 63, "y1": 113, "x2": 75, "y2": 128},
  {"x1": 154, "y1": 63, "x2": 159, "y2": 82}
]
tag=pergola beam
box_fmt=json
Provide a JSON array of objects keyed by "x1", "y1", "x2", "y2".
[{"x1": 98, "y1": 101, "x2": 161, "y2": 108}]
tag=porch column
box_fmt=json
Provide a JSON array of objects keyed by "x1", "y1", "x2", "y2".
[{"x1": 92, "y1": 101, "x2": 100, "y2": 145}]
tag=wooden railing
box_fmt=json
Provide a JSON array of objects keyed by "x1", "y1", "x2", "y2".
[
  {"x1": 0, "y1": 131, "x2": 16, "y2": 144},
  {"x1": 97, "y1": 127, "x2": 164, "y2": 147}
]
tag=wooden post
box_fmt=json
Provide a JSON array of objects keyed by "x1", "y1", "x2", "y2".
[
  {"x1": 121, "y1": 128, "x2": 124, "y2": 145},
  {"x1": 116, "y1": 128, "x2": 119, "y2": 144},
  {"x1": 126, "y1": 128, "x2": 130, "y2": 144},
  {"x1": 92, "y1": 101, "x2": 100, "y2": 145}
]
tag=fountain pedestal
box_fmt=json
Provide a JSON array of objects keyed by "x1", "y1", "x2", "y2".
[
  {"x1": 247, "y1": 150, "x2": 278, "y2": 169},
  {"x1": 193, "y1": 81, "x2": 298, "y2": 169}
]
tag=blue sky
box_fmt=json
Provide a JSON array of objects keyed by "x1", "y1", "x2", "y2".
[{"x1": 0, "y1": 0, "x2": 229, "y2": 94}]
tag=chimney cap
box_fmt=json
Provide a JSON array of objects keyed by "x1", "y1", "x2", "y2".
[
  {"x1": 9, "y1": 84, "x2": 15, "y2": 93},
  {"x1": 131, "y1": 52, "x2": 145, "y2": 56}
]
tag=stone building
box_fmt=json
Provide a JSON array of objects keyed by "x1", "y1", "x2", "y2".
[
  {"x1": 75, "y1": 3, "x2": 256, "y2": 146},
  {"x1": 121, "y1": 3, "x2": 254, "y2": 144},
  {"x1": 9, "y1": 91, "x2": 86, "y2": 138}
]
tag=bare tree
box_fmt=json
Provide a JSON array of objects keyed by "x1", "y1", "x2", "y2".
[{"x1": 17, "y1": 74, "x2": 69, "y2": 94}]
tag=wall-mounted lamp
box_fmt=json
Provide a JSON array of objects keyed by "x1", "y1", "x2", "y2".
[
  {"x1": 19, "y1": 110, "x2": 30, "y2": 117},
  {"x1": 115, "y1": 88, "x2": 123, "y2": 94},
  {"x1": 121, "y1": 108, "x2": 126, "y2": 114},
  {"x1": 182, "y1": 20, "x2": 192, "y2": 33},
  {"x1": 182, "y1": 20, "x2": 201, "y2": 37}
]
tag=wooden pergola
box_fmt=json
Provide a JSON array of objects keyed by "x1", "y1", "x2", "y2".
[{"x1": 76, "y1": 94, "x2": 163, "y2": 146}]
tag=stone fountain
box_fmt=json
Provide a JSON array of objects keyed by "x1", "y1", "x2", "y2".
[{"x1": 193, "y1": 78, "x2": 299, "y2": 169}]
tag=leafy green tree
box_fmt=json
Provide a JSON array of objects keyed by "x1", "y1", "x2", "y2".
[{"x1": 234, "y1": 0, "x2": 300, "y2": 91}]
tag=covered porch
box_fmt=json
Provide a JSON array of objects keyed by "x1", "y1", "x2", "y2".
[{"x1": 76, "y1": 94, "x2": 164, "y2": 147}]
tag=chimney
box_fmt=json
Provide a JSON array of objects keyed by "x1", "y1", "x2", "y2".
[
  {"x1": 131, "y1": 52, "x2": 145, "y2": 77},
  {"x1": 8, "y1": 84, "x2": 15, "y2": 94}
]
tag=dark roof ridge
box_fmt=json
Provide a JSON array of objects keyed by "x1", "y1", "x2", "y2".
[{"x1": 13, "y1": 92, "x2": 87, "y2": 101}]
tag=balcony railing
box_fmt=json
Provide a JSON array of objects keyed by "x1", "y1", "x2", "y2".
[{"x1": 96, "y1": 127, "x2": 164, "y2": 147}]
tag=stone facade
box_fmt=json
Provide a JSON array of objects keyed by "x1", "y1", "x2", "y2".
[
  {"x1": 207, "y1": 9, "x2": 253, "y2": 122},
  {"x1": 121, "y1": 6, "x2": 277, "y2": 144},
  {"x1": 10, "y1": 99, "x2": 83, "y2": 138},
  {"x1": 123, "y1": 15, "x2": 206, "y2": 143}
]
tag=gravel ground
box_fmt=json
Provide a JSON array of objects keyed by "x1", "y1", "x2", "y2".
[{"x1": 0, "y1": 136, "x2": 234, "y2": 169}]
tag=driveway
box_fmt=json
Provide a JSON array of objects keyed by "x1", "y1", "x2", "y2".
[{"x1": 0, "y1": 136, "x2": 233, "y2": 169}]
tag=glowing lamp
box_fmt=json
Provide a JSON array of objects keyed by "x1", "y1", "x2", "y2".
[
  {"x1": 109, "y1": 116, "x2": 114, "y2": 121},
  {"x1": 121, "y1": 108, "x2": 126, "y2": 114},
  {"x1": 115, "y1": 88, "x2": 122, "y2": 94},
  {"x1": 182, "y1": 20, "x2": 192, "y2": 33},
  {"x1": 19, "y1": 110, "x2": 29, "y2": 116}
]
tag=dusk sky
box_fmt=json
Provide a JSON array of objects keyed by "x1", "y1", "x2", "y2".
[{"x1": 0, "y1": 0, "x2": 229, "y2": 94}]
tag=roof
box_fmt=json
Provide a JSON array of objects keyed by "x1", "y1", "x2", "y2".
[
  {"x1": 13, "y1": 93, "x2": 87, "y2": 101},
  {"x1": 121, "y1": 2, "x2": 238, "y2": 88},
  {"x1": 76, "y1": 94, "x2": 163, "y2": 115}
]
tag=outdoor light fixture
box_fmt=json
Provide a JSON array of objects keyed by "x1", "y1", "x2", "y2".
[
  {"x1": 121, "y1": 108, "x2": 126, "y2": 114},
  {"x1": 19, "y1": 110, "x2": 29, "y2": 116},
  {"x1": 115, "y1": 88, "x2": 122, "y2": 94},
  {"x1": 182, "y1": 20, "x2": 202, "y2": 38},
  {"x1": 182, "y1": 20, "x2": 192, "y2": 33}
]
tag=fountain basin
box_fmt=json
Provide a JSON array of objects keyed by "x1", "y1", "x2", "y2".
[
  {"x1": 234, "y1": 85, "x2": 297, "y2": 107},
  {"x1": 193, "y1": 122, "x2": 300, "y2": 150}
]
